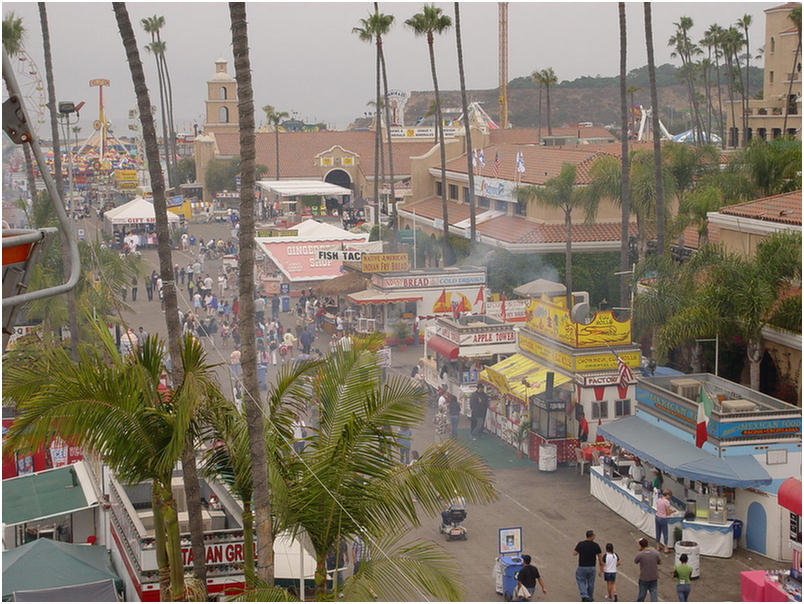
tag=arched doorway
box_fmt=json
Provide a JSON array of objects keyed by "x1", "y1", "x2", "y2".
[
  {"x1": 746, "y1": 502, "x2": 767, "y2": 555},
  {"x1": 324, "y1": 168, "x2": 351, "y2": 190}
]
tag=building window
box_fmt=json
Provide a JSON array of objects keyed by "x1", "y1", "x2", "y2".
[
  {"x1": 477, "y1": 196, "x2": 490, "y2": 209},
  {"x1": 591, "y1": 400, "x2": 608, "y2": 420},
  {"x1": 515, "y1": 199, "x2": 527, "y2": 216},
  {"x1": 220, "y1": 86, "x2": 228, "y2": 100},
  {"x1": 448, "y1": 184, "x2": 459, "y2": 200},
  {"x1": 436, "y1": 181, "x2": 443, "y2": 197},
  {"x1": 462, "y1": 186, "x2": 470, "y2": 202},
  {"x1": 770, "y1": 37, "x2": 775, "y2": 53},
  {"x1": 770, "y1": 71, "x2": 774, "y2": 84},
  {"x1": 495, "y1": 199, "x2": 507, "y2": 212},
  {"x1": 219, "y1": 106, "x2": 229, "y2": 123},
  {"x1": 615, "y1": 399, "x2": 631, "y2": 417}
]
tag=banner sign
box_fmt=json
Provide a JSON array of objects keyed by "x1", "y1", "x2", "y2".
[
  {"x1": 487, "y1": 299, "x2": 528, "y2": 322},
  {"x1": 518, "y1": 333, "x2": 574, "y2": 372},
  {"x1": 181, "y1": 541, "x2": 257, "y2": 567},
  {"x1": 436, "y1": 322, "x2": 515, "y2": 347},
  {"x1": 475, "y1": 177, "x2": 516, "y2": 202},
  {"x1": 361, "y1": 253, "x2": 410, "y2": 273},
  {"x1": 318, "y1": 250, "x2": 363, "y2": 262},
  {"x1": 371, "y1": 271, "x2": 485, "y2": 290},
  {"x1": 526, "y1": 297, "x2": 632, "y2": 348}
]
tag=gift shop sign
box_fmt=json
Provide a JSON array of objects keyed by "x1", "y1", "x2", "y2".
[{"x1": 182, "y1": 541, "x2": 257, "y2": 567}]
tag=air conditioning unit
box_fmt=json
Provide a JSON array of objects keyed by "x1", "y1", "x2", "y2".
[
  {"x1": 720, "y1": 399, "x2": 758, "y2": 413},
  {"x1": 669, "y1": 378, "x2": 701, "y2": 401}
]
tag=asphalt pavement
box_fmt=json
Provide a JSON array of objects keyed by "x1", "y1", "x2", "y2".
[{"x1": 108, "y1": 216, "x2": 780, "y2": 602}]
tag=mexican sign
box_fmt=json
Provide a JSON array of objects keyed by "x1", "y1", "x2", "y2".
[
  {"x1": 361, "y1": 253, "x2": 410, "y2": 273},
  {"x1": 525, "y1": 297, "x2": 631, "y2": 348}
]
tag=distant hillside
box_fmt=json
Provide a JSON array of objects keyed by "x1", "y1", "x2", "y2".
[{"x1": 401, "y1": 63, "x2": 763, "y2": 133}]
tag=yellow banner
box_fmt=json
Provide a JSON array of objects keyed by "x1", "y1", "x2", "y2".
[
  {"x1": 575, "y1": 350, "x2": 641, "y2": 372},
  {"x1": 481, "y1": 366, "x2": 510, "y2": 394},
  {"x1": 525, "y1": 296, "x2": 631, "y2": 348},
  {"x1": 114, "y1": 170, "x2": 138, "y2": 181},
  {"x1": 361, "y1": 253, "x2": 410, "y2": 273},
  {"x1": 525, "y1": 297, "x2": 576, "y2": 347},
  {"x1": 518, "y1": 334, "x2": 574, "y2": 372}
]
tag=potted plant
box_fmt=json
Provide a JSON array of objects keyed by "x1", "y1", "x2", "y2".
[{"x1": 392, "y1": 320, "x2": 410, "y2": 351}]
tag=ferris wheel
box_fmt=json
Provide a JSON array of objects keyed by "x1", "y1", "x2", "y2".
[{"x1": 3, "y1": 49, "x2": 47, "y2": 136}]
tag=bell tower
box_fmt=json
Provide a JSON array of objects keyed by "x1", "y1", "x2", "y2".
[{"x1": 204, "y1": 58, "x2": 239, "y2": 136}]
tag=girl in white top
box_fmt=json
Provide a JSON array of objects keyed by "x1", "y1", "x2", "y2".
[{"x1": 602, "y1": 542, "x2": 621, "y2": 601}]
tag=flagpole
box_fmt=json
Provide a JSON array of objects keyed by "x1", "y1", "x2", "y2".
[{"x1": 413, "y1": 209, "x2": 417, "y2": 269}]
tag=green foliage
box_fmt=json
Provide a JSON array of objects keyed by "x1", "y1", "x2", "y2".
[
  {"x1": 177, "y1": 157, "x2": 195, "y2": 184},
  {"x1": 768, "y1": 294, "x2": 802, "y2": 333},
  {"x1": 2, "y1": 11, "x2": 25, "y2": 56},
  {"x1": 447, "y1": 233, "x2": 471, "y2": 261},
  {"x1": 733, "y1": 137, "x2": 802, "y2": 197},
  {"x1": 204, "y1": 157, "x2": 240, "y2": 195}
]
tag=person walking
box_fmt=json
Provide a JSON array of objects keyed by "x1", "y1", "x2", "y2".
[
  {"x1": 131, "y1": 276, "x2": 138, "y2": 302},
  {"x1": 634, "y1": 537, "x2": 662, "y2": 602},
  {"x1": 673, "y1": 553, "x2": 693, "y2": 601},
  {"x1": 145, "y1": 275, "x2": 154, "y2": 301},
  {"x1": 601, "y1": 542, "x2": 621, "y2": 601},
  {"x1": 188, "y1": 278, "x2": 195, "y2": 301},
  {"x1": 469, "y1": 384, "x2": 489, "y2": 440},
  {"x1": 121, "y1": 282, "x2": 128, "y2": 302},
  {"x1": 448, "y1": 393, "x2": 461, "y2": 438},
  {"x1": 271, "y1": 293, "x2": 280, "y2": 321},
  {"x1": 655, "y1": 489, "x2": 676, "y2": 553},
  {"x1": 573, "y1": 529, "x2": 604, "y2": 602},
  {"x1": 514, "y1": 554, "x2": 546, "y2": 601},
  {"x1": 186, "y1": 262, "x2": 194, "y2": 286}
]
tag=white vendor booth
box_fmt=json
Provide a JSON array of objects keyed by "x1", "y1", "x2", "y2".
[{"x1": 103, "y1": 196, "x2": 180, "y2": 232}]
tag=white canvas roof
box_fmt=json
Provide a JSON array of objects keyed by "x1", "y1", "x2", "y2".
[
  {"x1": 103, "y1": 197, "x2": 180, "y2": 225},
  {"x1": 256, "y1": 180, "x2": 352, "y2": 197}
]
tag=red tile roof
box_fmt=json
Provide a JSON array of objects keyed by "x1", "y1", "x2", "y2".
[
  {"x1": 718, "y1": 190, "x2": 802, "y2": 226},
  {"x1": 766, "y1": 3, "x2": 800, "y2": 12},
  {"x1": 474, "y1": 214, "x2": 640, "y2": 245},
  {"x1": 213, "y1": 131, "x2": 434, "y2": 177},
  {"x1": 676, "y1": 224, "x2": 721, "y2": 250},
  {"x1": 402, "y1": 196, "x2": 472, "y2": 223},
  {"x1": 444, "y1": 144, "x2": 616, "y2": 185}
]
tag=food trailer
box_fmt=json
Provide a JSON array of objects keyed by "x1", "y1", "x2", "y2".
[{"x1": 422, "y1": 315, "x2": 517, "y2": 409}]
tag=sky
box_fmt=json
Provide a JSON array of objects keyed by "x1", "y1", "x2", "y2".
[{"x1": 4, "y1": 1, "x2": 775, "y2": 133}]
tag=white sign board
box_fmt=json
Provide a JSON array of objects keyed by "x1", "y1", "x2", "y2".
[{"x1": 317, "y1": 250, "x2": 363, "y2": 262}]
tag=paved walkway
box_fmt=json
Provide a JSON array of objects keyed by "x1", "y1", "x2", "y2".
[{"x1": 110, "y1": 217, "x2": 780, "y2": 602}]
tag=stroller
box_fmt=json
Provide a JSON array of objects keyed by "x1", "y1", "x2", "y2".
[{"x1": 439, "y1": 498, "x2": 467, "y2": 541}]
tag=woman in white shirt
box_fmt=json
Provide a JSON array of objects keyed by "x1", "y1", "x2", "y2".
[{"x1": 601, "y1": 542, "x2": 621, "y2": 601}]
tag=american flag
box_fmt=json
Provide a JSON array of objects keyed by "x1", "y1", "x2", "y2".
[
  {"x1": 493, "y1": 152, "x2": 500, "y2": 178},
  {"x1": 612, "y1": 350, "x2": 634, "y2": 387}
]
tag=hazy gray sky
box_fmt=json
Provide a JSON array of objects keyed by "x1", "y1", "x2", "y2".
[{"x1": 5, "y1": 2, "x2": 774, "y2": 132}]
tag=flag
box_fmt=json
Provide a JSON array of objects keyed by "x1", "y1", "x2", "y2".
[
  {"x1": 610, "y1": 349, "x2": 633, "y2": 387},
  {"x1": 478, "y1": 149, "x2": 485, "y2": 169},
  {"x1": 472, "y1": 148, "x2": 478, "y2": 168},
  {"x1": 493, "y1": 151, "x2": 500, "y2": 178},
  {"x1": 696, "y1": 387, "x2": 714, "y2": 448},
  {"x1": 501, "y1": 293, "x2": 507, "y2": 322},
  {"x1": 516, "y1": 151, "x2": 526, "y2": 174}
]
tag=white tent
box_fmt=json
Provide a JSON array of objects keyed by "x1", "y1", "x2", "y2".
[
  {"x1": 256, "y1": 180, "x2": 352, "y2": 197},
  {"x1": 103, "y1": 197, "x2": 180, "y2": 226}
]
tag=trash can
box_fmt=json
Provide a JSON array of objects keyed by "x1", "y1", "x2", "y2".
[
  {"x1": 538, "y1": 444, "x2": 557, "y2": 472},
  {"x1": 281, "y1": 295, "x2": 291, "y2": 312},
  {"x1": 674, "y1": 541, "x2": 700, "y2": 579},
  {"x1": 730, "y1": 519, "x2": 743, "y2": 547},
  {"x1": 499, "y1": 555, "x2": 524, "y2": 601}
]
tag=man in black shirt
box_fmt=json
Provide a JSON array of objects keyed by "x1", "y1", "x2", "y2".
[
  {"x1": 515, "y1": 554, "x2": 546, "y2": 601},
  {"x1": 469, "y1": 384, "x2": 489, "y2": 440},
  {"x1": 573, "y1": 529, "x2": 604, "y2": 602}
]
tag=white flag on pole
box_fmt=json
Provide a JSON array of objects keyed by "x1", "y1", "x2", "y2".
[{"x1": 516, "y1": 151, "x2": 526, "y2": 174}]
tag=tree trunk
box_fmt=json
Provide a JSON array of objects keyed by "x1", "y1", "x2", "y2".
[
  {"x1": 379, "y1": 35, "x2": 397, "y2": 244},
  {"x1": 159, "y1": 483, "x2": 185, "y2": 601},
  {"x1": 747, "y1": 338, "x2": 762, "y2": 392},
  {"x1": 546, "y1": 83, "x2": 552, "y2": 136},
  {"x1": 726, "y1": 56, "x2": 738, "y2": 146},
  {"x1": 644, "y1": 2, "x2": 665, "y2": 253},
  {"x1": 783, "y1": 40, "x2": 801, "y2": 132},
  {"x1": 564, "y1": 208, "x2": 573, "y2": 310},
  {"x1": 38, "y1": 3, "x2": 64, "y2": 200},
  {"x1": 153, "y1": 39, "x2": 172, "y2": 189},
  {"x1": 181, "y1": 446, "x2": 207, "y2": 587},
  {"x1": 113, "y1": 4, "x2": 189, "y2": 596},
  {"x1": 618, "y1": 3, "x2": 631, "y2": 311},
  {"x1": 742, "y1": 27, "x2": 750, "y2": 146},
  {"x1": 374, "y1": 33, "x2": 381, "y2": 230},
  {"x1": 314, "y1": 555, "x2": 328, "y2": 598},
  {"x1": 715, "y1": 51, "x2": 725, "y2": 149},
  {"x1": 537, "y1": 86, "x2": 543, "y2": 142},
  {"x1": 229, "y1": 2, "x2": 273, "y2": 585},
  {"x1": 242, "y1": 498, "x2": 255, "y2": 589},
  {"x1": 274, "y1": 126, "x2": 280, "y2": 179},
  {"x1": 455, "y1": 3, "x2": 476, "y2": 244},
  {"x1": 23, "y1": 146, "x2": 36, "y2": 206},
  {"x1": 156, "y1": 31, "x2": 179, "y2": 185},
  {"x1": 152, "y1": 484, "x2": 171, "y2": 602},
  {"x1": 428, "y1": 35, "x2": 452, "y2": 266}
]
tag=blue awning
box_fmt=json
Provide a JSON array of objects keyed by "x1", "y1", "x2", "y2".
[{"x1": 598, "y1": 415, "x2": 772, "y2": 488}]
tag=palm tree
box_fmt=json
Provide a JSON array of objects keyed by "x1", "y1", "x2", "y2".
[
  {"x1": 737, "y1": 14, "x2": 752, "y2": 145},
  {"x1": 783, "y1": 6, "x2": 802, "y2": 133},
  {"x1": 518, "y1": 163, "x2": 599, "y2": 309},
  {"x1": 141, "y1": 16, "x2": 174, "y2": 188},
  {"x1": 406, "y1": 5, "x2": 453, "y2": 265},
  {"x1": 229, "y1": 1, "x2": 274, "y2": 586},
  {"x1": 618, "y1": 3, "x2": 631, "y2": 310},
  {"x1": 454, "y1": 3, "x2": 476, "y2": 242},
  {"x1": 644, "y1": 2, "x2": 666, "y2": 253},
  {"x1": 113, "y1": 3, "x2": 208, "y2": 594},
  {"x1": 540, "y1": 67, "x2": 558, "y2": 136},
  {"x1": 262, "y1": 105, "x2": 289, "y2": 180},
  {"x1": 531, "y1": 70, "x2": 546, "y2": 141},
  {"x1": 721, "y1": 26, "x2": 745, "y2": 147},
  {"x1": 734, "y1": 137, "x2": 802, "y2": 197},
  {"x1": 2, "y1": 13, "x2": 37, "y2": 212},
  {"x1": 669, "y1": 17, "x2": 705, "y2": 145},
  {"x1": 4, "y1": 326, "x2": 224, "y2": 601}
]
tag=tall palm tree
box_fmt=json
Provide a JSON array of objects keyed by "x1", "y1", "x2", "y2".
[
  {"x1": 705, "y1": 24, "x2": 727, "y2": 148},
  {"x1": 4, "y1": 326, "x2": 225, "y2": 601},
  {"x1": 143, "y1": 15, "x2": 178, "y2": 184},
  {"x1": 406, "y1": 5, "x2": 453, "y2": 265},
  {"x1": 37, "y1": 3, "x2": 81, "y2": 364},
  {"x1": 262, "y1": 105, "x2": 289, "y2": 180},
  {"x1": 783, "y1": 6, "x2": 802, "y2": 133},
  {"x1": 722, "y1": 26, "x2": 746, "y2": 147},
  {"x1": 531, "y1": 69, "x2": 546, "y2": 141},
  {"x1": 141, "y1": 16, "x2": 174, "y2": 188},
  {"x1": 737, "y1": 14, "x2": 752, "y2": 145},
  {"x1": 518, "y1": 164, "x2": 599, "y2": 309},
  {"x1": 113, "y1": 3, "x2": 209, "y2": 594},
  {"x1": 454, "y1": 2, "x2": 476, "y2": 242},
  {"x1": 540, "y1": 67, "x2": 558, "y2": 136},
  {"x1": 644, "y1": 2, "x2": 666, "y2": 253},
  {"x1": 618, "y1": 3, "x2": 631, "y2": 311},
  {"x1": 669, "y1": 18, "x2": 705, "y2": 145},
  {"x1": 2, "y1": 13, "x2": 37, "y2": 212},
  {"x1": 229, "y1": 1, "x2": 274, "y2": 586}
]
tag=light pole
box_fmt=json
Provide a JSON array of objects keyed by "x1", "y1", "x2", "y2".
[{"x1": 58, "y1": 101, "x2": 83, "y2": 212}]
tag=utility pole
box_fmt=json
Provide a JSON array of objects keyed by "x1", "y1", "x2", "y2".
[{"x1": 498, "y1": 2, "x2": 509, "y2": 129}]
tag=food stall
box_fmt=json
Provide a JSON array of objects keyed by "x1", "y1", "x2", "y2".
[
  {"x1": 348, "y1": 266, "x2": 486, "y2": 340},
  {"x1": 478, "y1": 292, "x2": 640, "y2": 462},
  {"x1": 422, "y1": 315, "x2": 516, "y2": 409},
  {"x1": 598, "y1": 374, "x2": 802, "y2": 561}
]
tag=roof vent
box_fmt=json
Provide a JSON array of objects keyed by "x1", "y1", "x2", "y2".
[{"x1": 720, "y1": 399, "x2": 758, "y2": 413}]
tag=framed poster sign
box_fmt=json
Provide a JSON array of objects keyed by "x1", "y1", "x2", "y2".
[{"x1": 499, "y1": 527, "x2": 522, "y2": 555}]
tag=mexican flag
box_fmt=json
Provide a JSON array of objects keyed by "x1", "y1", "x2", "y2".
[{"x1": 695, "y1": 387, "x2": 715, "y2": 448}]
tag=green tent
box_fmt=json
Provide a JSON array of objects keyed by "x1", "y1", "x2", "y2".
[{"x1": 2, "y1": 539, "x2": 122, "y2": 601}]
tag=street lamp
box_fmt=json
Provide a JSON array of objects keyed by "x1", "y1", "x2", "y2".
[{"x1": 58, "y1": 101, "x2": 84, "y2": 211}]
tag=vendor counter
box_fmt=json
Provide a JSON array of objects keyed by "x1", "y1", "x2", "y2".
[
  {"x1": 741, "y1": 570, "x2": 798, "y2": 602},
  {"x1": 590, "y1": 466, "x2": 735, "y2": 558}
]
